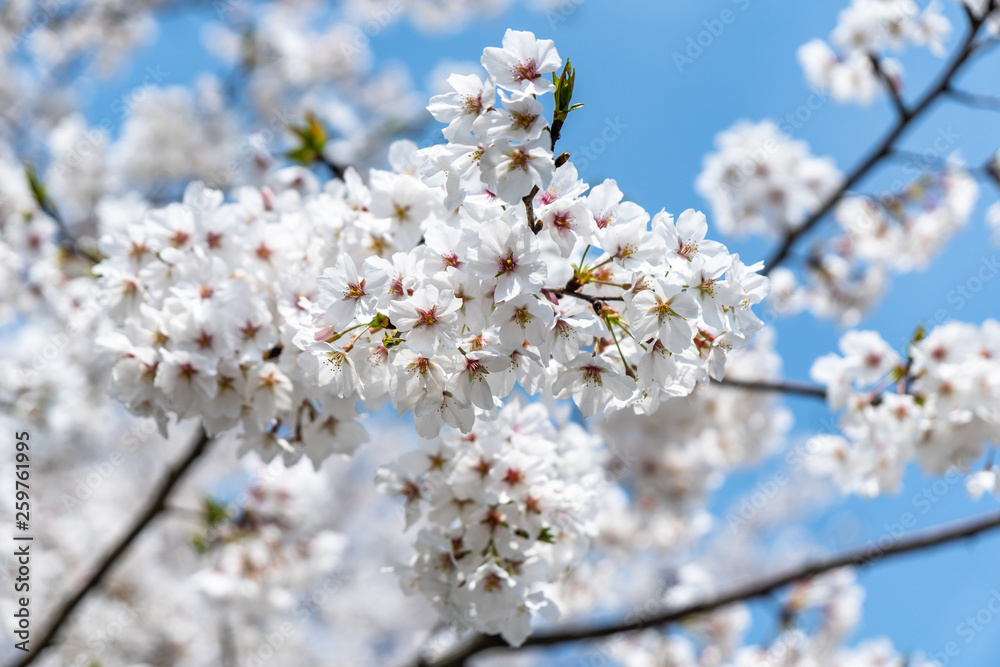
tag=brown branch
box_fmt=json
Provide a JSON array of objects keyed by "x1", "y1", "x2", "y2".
[
  {"x1": 423, "y1": 509, "x2": 1000, "y2": 666},
  {"x1": 869, "y1": 53, "x2": 908, "y2": 119},
  {"x1": 546, "y1": 288, "x2": 624, "y2": 304},
  {"x1": 713, "y1": 377, "x2": 828, "y2": 399},
  {"x1": 762, "y1": 9, "x2": 991, "y2": 276},
  {"x1": 523, "y1": 185, "x2": 542, "y2": 234},
  {"x1": 11, "y1": 425, "x2": 213, "y2": 667}
]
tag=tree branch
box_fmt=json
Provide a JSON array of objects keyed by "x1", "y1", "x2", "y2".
[
  {"x1": 713, "y1": 377, "x2": 828, "y2": 399},
  {"x1": 945, "y1": 87, "x2": 1000, "y2": 112},
  {"x1": 545, "y1": 288, "x2": 624, "y2": 304},
  {"x1": 523, "y1": 185, "x2": 542, "y2": 234},
  {"x1": 762, "y1": 11, "x2": 990, "y2": 276},
  {"x1": 869, "y1": 53, "x2": 908, "y2": 119},
  {"x1": 423, "y1": 508, "x2": 1000, "y2": 666},
  {"x1": 12, "y1": 425, "x2": 213, "y2": 667}
]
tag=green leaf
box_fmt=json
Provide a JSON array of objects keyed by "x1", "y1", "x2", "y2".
[
  {"x1": 202, "y1": 497, "x2": 231, "y2": 527},
  {"x1": 190, "y1": 533, "x2": 210, "y2": 555},
  {"x1": 285, "y1": 111, "x2": 328, "y2": 165},
  {"x1": 537, "y1": 527, "x2": 556, "y2": 543},
  {"x1": 24, "y1": 165, "x2": 48, "y2": 208}
]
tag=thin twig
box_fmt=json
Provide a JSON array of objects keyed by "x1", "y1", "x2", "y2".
[
  {"x1": 12, "y1": 425, "x2": 213, "y2": 667},
  {"x1": 713, "y1": 377, "x2": 828, "y2": 399},
  {"x1": 546, "y1": 288, "x2": 624, "y2": 304},
  {"x1": 523, "y1": 185, "x2": 541, "y2": 234},
  {"x1": 869, "y1": 53, "x2": 908, "y2": 119},
  {"x1": 423, "y1": 509, "x2": 1000, "y2": 666},
  {"x1": 945, "y1": 87, "x2": 1000, "y2": 112},
  {"x1": 762, "y1": 10, "x2": 991, "y2": 276}
]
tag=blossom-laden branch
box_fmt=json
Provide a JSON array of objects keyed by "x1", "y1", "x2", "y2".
[
  {"x1": 522, "y1": 61, "x2": 581, "y2": 234},
  {"x1": 421, "y1": 508, "x2": 1000, "y2": 667},
  {"x1": 763, "y1": 3, "x2": 996, "y2": 276},
  {"x1": 13, "y1": 425, "x2": 213, "y2": 667}
]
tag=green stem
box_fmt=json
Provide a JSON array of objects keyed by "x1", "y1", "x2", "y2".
[{"x1": 604, "y1": 316, "x2": 636, "y2": 379}]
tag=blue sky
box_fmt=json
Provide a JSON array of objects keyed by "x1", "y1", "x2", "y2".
[{"x1": 78, "y1": 0, "x2": 1000, "y2": 662}]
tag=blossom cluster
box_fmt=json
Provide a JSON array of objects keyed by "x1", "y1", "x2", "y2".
[
  {"x1": 833, "y1": 155, "x2": 978, "y2": 273},
  {"x1": 807, "y1": 324, "x2": 1000, "y2": 497},
  {"x1": 798, "y1": 0, "x2": 951, "y2": 104},
  {"x1": 191, "y1": 458, "x2": 347, "y2": 609},
  {"x1": 596, "y1": 329, "x2": 793, "y2": 548},
  {"x1": 95, "y1": 31, "x2": 769, "y2": 462},
  {"x1": 94, "y1": 178, "x2": 371, "y2": 464},
  {"x1": 376, "y1": 397, "x2": 605, "y2": 646},
  {"x1": 780, "y1": 154, "x2": 978, "y2": 325},
  {"x1": 696, "y1": 120, "x2": 842, "y2": 238},
  {"x1": 739, "y1": 150, "x2": 978, "y2": 326},
  {"x1": 287, "y1": 29, "x2": 770, "y2": 441}
]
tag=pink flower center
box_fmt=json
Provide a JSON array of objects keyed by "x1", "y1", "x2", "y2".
[
  {"x1": 497, "y1": 251, "x2": 518, "y2": 275},
  {"x1": 465, "y1": 357, "x2": 487, "y2": 380},
  {"x1": 416, "y1": 307, "x2": 439, "y2": 328},
  {"x1": 503, "y1": 468, "x2": 524, "y2": 485},
  {"x1": 513, "y1": 59, "x2": 539, "y2": 82},
  {"x1": 462, "y1": 93, "x2": 483, "y2": 115},
  {"x1": 195, "y1": 331, "x2": 214, "y2": 350},
  {"x1": 509, "y1": 109, "x2": 537, "y2": 131},
  {"x1": 344, "y1": 279, "x2": 366, "y2": 301},
  {"x1": 170, "y1": 230, "x2": 190, "y2": 247},
  {"x1": 508, "y1": 148, "x2": 530, "y2": 171},
  {"x1": 241, "y1": 321, "x2": 261, "y2": 339},
  {"x1": 551, "y1": 211, "x2": 573, "y2": 230},
  {"x1": 582, "y1": 365, "x2": 604, "y2": 385},
  {"x1": 483, "y1": 571, "x2": 504, "y2": 592}
]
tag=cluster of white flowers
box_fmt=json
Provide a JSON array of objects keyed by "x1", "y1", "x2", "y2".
[
  {"x1": 376, "y1": 397, "x2": 604, "y2": 646},
  {"x1": 807, "y1": 324, "x2": 1000, "y2": 497},
  {"x1": 0, "y1": 412, "x2": 439, "y2": 667},
  {"x1": 202, "y1": 4, "x2": 427, "y2": 168},
  {"x1": 696, "y1": 120, "x2": 842, "y2": 237},
  {"x1": 94, "y1": 178, "x2": 371, "y2": 464},
  {"x1": 13, "y1": 0, "x2": 157, "y2": 75},
  {"x1": 191, "y1": 457, "x2": 347, "y2": 608},
  {"x1": 834, "y1": 156, "x2": 978, "y2": 272},
  {"x1": 765, "y1": 156, "x2": 978, "y2": 326},
  {"x1": 596, "y1": 329, "x2": 793, "y2": 548},
  {"x1": 289, "y1": 30, "x2": 769, "y2": 443},
  {"x1": 109, "y1": 81, "x2": 245, "y2": 192},
  {"x1": 798, "y1": 0, "x2": 952, "y2": 104}
]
